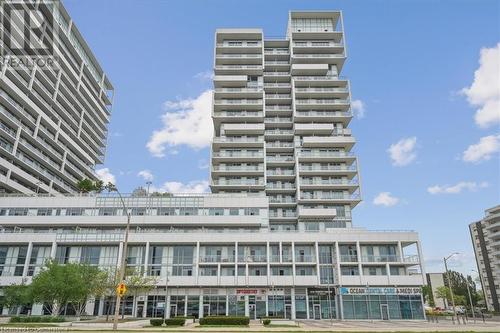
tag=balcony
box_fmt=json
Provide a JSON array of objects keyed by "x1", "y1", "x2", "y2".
[
  {"x1": 301, "y1": 136, "x2": 356, "y2": 149},
  {"x1": 294, "y1": 110, "x2": 352, "y2": 124},
  {"x1": 216, "y1": 41, "x2": 262, "y2": 52},
  {"x1": 199, "y1": 256, "x2": 235, "y2": 263},
  {"x1": 212, "y1": 151, "x2": 264, "y2": 162},
  {"x1": 295, "y1": 99, "x2": 350, "y2": 111},
  {"x1": 294, "y1": 123, "x2": 334, "y2": 135},
  {"x1": 361, "y1": 255, "x2": 400, "y2": 263},
  {"x1": 213, "y1": 99, "x2": 263, "y2": 111},
  {"x1": 266, "y1": 183, "x2": 296, "y2": 192},
  {"x1": 214, "y1": 87, "x2": 263, "y2": 98},
  {"x1": 238, "y1": 254, "x2": 267, "y2": 263},
  {"x1": 300, "y1": 179, "x2": 359, "y2": 192},
  {"x1": 340, "y1": 255, "x2": 358, "y2": 263},
  {"x1": 215, "y1": 54, "x2": 262, "y2": 65},
  {"x1": 295, "y1": 255, "x2": 316, "y2": 263},
  {"x1": 294, "y1": 87, "x2": 349, "y2": 97},
  {"x1": 265, "y1": 94, "x2": 292, "y2": 102},
  {"x1": 214, "y1": 65, "x2": 263, "y2": 75},
  {"x1": 222, "y1": 123, "x2": 265, "y2": 135},
  {"x1": 299, "y1": 192, "x2": 361, "y2": 206},
  {"x1": 264, "y1": 129, "x2": 294, "y2": 139},
  {"x1": 212, "y1": 136, "x2": 264, "y2": 148},
  {"x1": 266, "y1": 155, "x2": 295, "y2": 165},
  {"x1": 298, "y1": 150, "x2": 356, "y2": 162},
  {"x1": 211, "y1": 165, "x2": 264, "y2": 176},
  {"x1": 213, "y1": 75, "x2": 248, "y2": 87},
  {"x1": 267, "y1": 169, "x2": 295, "y2": 178},
  {"x1": 213, "y1": 111, "x2": 264, "y2": 124},
  {"x1": 297, "y1": 207, "x2": 337, "y2": 219},
  {"x1": 292, "y1": 53, "x2": 346, "y2": 68},
  {"x1": 211, "y1": 179, "x2": 265, "y2": 189}
]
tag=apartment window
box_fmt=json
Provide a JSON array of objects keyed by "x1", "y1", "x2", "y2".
[
  {"x1": 200, "y1": 266, "x2": 217, "y2": 276},
  {"x1": 99, "y1": 208, "x2": 117, "y2": 216},
  {"x1": 245, "y1": 208, "x2": 259, "y2": 216},
  {"x1": 229, "y1": 208, "x2": 239, "y2": 216},
  {"x1": 66, "y1": 208, "x2": 84, "y2": 216},
  {"x1": 131, "y1": 208, "x2": 147, "y2": 216},
  {"x1": 8, "y1": 208, "x2": 28, "y2": 216},
  {"x1": 157, "y1": 208, "x2": 176, "y2": 216},
  {"x1": 209, "y1": 208, "x2": 224, "y2": 216},
  {"x1": 341, "y1": 266, "x2": 359, "y2": 276},
  {"x1": 179, "y1": 207, "x2": 198, "y2": 216},
  {"x1": 37, "y1": 208, "x2": 52, "y2": 216}
]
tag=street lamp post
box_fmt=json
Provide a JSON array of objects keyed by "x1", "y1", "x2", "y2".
[
  {"x1": 465, "y1": 275, "x2": 475, "y2": 323},
  {"x1": 109, "y1": 185, "x2": 132, "y2": 331},
  {"x1": 444, "y1": 252, "x2": 459, "y2": 324}
]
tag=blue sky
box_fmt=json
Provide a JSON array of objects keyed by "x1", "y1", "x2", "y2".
[{"x1": 64, "y1": 0, "x2": 499, "y2": 277}]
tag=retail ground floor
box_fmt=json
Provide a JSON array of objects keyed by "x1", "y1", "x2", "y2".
[{"x1": 69, "y1": 286, "x2": 425, "y2": 320}]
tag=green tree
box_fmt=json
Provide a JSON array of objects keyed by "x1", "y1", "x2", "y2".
[
  {"x1": 444, "y1": 271, "x2": 481, "y2": 308},
  {"x1": 77, "y1": 179, "x2": 105, "y2": 193},
  {"x1": 31, "y1": 260, "x2": 108, "y2": 316},
  {"x1": 0, "y1": 282, "x2": 33, "y2": 315},
  {"x1": 422, "y1": 285, "x2": 435, "y2": 307},
  {"x1": 435, "y1": 286, "x2": 451, "y2": 306}
]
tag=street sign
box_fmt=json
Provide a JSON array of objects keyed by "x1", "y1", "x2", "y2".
[{"x1": 116, "y1": 282, "x2": 127, "y2": 297}]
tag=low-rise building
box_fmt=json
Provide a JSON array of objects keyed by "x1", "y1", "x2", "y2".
[{"x1": 0, "y1": 194, "x2": 426, "y2": 320}]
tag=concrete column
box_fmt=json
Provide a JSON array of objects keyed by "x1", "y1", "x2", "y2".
[
  {"x1": 195, "y1": 241, "x2": 200, "y2": 278},
  {"x1": 85, "y1": 298, "x2": 94, "y2": 316},
  {"x1": 244, "y1": 295, "x2": 249, "y2": 317},
  {"x1": 98, "y1": 296, "x2": 105, "y2": 316},
  {"x1": 199, "y1": 295, "x2": 203, "y2": 318},
  {"x1": 22, "y1": 241, "x2": 33, "y2": 277},
  {"x1": 305, "y1": 292, "x2": 310, "y2": 319},
  {"x1": 184, "y1": 295, "x2": 188, "y2": 317},
  {"x1": 356, "y1": 241, "x2": 362, "y2": 276},
  {"x1": 143, "y1": 242, "x2": 150, "y2": 277},
  {"x1": 397, "y1": 241, "x2": 404, "y2": 262},
  {"x1": 416, "y1": 240, "x2": 426, "y2": 280},
  {"x1": 50, "y1": 241, "x2": 57, "y2": 259},
  {"x1": 315, "y1": 242, "x2": 320, "y2": 283},
  {"x1": 291, "y1": 287, "x2": 296, "y2": 320}
]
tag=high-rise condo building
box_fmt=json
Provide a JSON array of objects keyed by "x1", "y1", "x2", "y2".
[
  {"x1": 211, "y1": 12, "x2": 358, "y2": 231},
  {"x1": 470, "y1": 205, "x2": 500, "y2": 312},
  {"x1": 0, "y1": 1, "x2": 114, "y2": 194},
  {"x1": 0, "y1": 10, "x2": 426, "y2": 321}
]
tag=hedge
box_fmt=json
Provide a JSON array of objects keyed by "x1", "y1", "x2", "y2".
[
  {"x1": 199, "y1": 316, "x2": 249, "y2": 326},
  {"x1": 262, "y1": 319, "x2": 271, "y2": 326},
  {"x1": 9, "y1": 316, "x2": 65, "y2": 323},
  {"x1": 150, "y1": 318, "x2": 164, "y2": 326},
  {"x1": 165, "y1": 318, "x2": 185, "y2": 326}
]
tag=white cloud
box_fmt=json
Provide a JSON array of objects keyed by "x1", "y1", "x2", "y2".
[
  {"x1": 427, "y1": 181, "x2": 489, "y2": 195},
  {"x1": 96, "y1": 168, "x2": 116, "y2": 184},
  {"x1": 462, "y1": 134, "x2": 500, "y2": 163},
  {"x1": 137, "y1": 169, "x2": 154, "y2": 182},
  {"x1": 351, "y1": 99, "x2": 366, "y2": 119},
  {"x1": 461, "y1": 43, "x2": 500, "y2": 128},
  {"x1": 373, "y1": 192, "x2": 400, "y2": 207},
  {"x1": 194, "y1": 70, "x2": 214, "y2": 81},
  {"x1": 158, "y1": 180, "x2": 209, "y2": 194},
  {"x1": 387, "y1": 137, "x2": 417, "y2": 166},
  {"x1": 146, "y1": 90, "x2": 213, "y2": 157}
]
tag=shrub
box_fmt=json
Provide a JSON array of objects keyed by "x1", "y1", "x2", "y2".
[
  {"x1": 150, "y1": 318, "x2": 164, "y2": 326},
  {"x1": 262, "y1": 319, "x2": 271, "y2": 326},
  {"x1": 199, "y1": 316, "x2": 249, "y2": 326},
  {"x1": 165, "y1": 318, "x2": 185, "y2": 326},
  {"x1": 9, "y1": 316, "x2": 64, "y2": 323}
]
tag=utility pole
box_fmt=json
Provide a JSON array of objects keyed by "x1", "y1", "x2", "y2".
[{"x1": 465, "y1": 276, "x2": 475, "y2": 323}]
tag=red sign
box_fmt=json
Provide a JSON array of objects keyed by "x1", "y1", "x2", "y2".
[{"x1": 236, "y1": 289, "x2": 258, "y2": 294}]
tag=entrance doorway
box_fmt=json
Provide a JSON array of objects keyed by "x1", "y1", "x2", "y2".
[
  {"x1": 313, "y1": 304, "x2": 321, "y2": 319},
  {"x1": 249, "y1": 304, "x2": 256, "y2": 319},
  {"x1": 380, "y1": 304, "x2": 389, "y2": 320},
  {"x1": 203, "y1": 304, "x2": 210, "y2": 317},
  {"x1": 136, "y1": 301, "x2": 144, "y2": 317},
  {"x1": 285, "y1": 304, "x2": 292, "y2": 319},
  {"x1": 169, "y1": 304, "x2": 177, "y2": 318}
]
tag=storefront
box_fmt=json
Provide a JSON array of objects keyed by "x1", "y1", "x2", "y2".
[{"x1": 340, "y1": 287, "x2": 425, "y2": 320}]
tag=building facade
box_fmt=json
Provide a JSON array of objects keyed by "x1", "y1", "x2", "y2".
[
  {"x1": 0, "y1": 1, "x2": 114, "y2": 194},
  {"x1": 0, "y1": 195, "x2": 425, "y2": 320},
  {"x1": 211, "y1": 11, "x2": 358, "y2": 231},
  {"x1": 0, "y1": 10, "x2": 427, "y2": 321},
  {"x1": 425, "y1": 273, "x2": 447, "y2": 309},
  {"x1": 470, "y1": 205, "x2": 500, "y2": 312}
]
